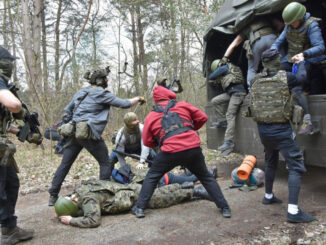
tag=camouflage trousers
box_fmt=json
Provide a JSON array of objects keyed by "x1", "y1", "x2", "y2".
[{"x1": 211, "y1": 92, "x2": 246, "y2": 141}]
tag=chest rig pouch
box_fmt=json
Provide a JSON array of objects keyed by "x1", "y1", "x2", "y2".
[
  {"x1": 153, "y1": 100, "x2": 193, "y2": 147},
  {"x1": 250, "y1": 70, "x2": 294, "y2": 124}
]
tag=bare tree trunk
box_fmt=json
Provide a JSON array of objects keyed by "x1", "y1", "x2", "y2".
[
  {"x1": 54, "y1": 0, "x2": 63, "y2": 91},
  {"x1": 178, "y1": 0, "x2": 185, "y2": 82},
  {"x1": 169, "y1": 0, "x2": 178, "y2": 77},
  {"x1": 41, "y1": 0, "x2": 49, "y2": 94},
  {"x1": 8, "y1": 0, "x2": 18, "y2": 82},
  {"x1": 136, "y1": 1, "x2": 148, "y2": 92},
  {"x1": 130, "y1": 2, "x2": 139, "y2": 94},
  {"x1": 3, "y1": 0, "x2": 9, "y2": 47}
]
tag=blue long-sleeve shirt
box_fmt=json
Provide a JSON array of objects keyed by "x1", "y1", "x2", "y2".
[
  {"x1": 64, "y1": 86, "x2": 131, "y2": 140},
  {"x1": 271, "y1": 12, "x2": 326, "y2": 64}
]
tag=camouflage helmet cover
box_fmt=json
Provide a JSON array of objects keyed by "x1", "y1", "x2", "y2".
[
  {"x1": 282, "y1": 2, "x2": 306, "y2": 25},
  {"x1": 54, "y1": 196, "x2": 78, "y2": 217},
  {"x1": 211, "y1": 59, "x2": 220, "y2": 72},
  {"x1": 84, "y1": 66, "x2": 110, "y2": 86}
]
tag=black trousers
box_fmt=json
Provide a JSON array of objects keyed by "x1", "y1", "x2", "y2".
[
  {"x1": 49, "y1": 137, "x2": 111, "y2": 196},
  {"x1": 136, "y1": 147, "x2": 229, "y2": 210},
  {"x1": 0, "y1": 164, "x2": 19, "y2": 228},
  {"x1": 258, "y1": 123, "x2": 306, "y2": 205}
]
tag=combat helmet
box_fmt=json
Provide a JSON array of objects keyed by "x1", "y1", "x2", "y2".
[
  {"x1": 211, "y1": 59, "x2": 220, "y2": 72},
  {"x1": 282, "y1": 2, "x2": 306, "y2": 25},
  {"x1": 84, "y1": 66, "x2": 110, "y2": 86},
  {"x1": 54, "y1": 196, "x2": 78, "y2": 217}
]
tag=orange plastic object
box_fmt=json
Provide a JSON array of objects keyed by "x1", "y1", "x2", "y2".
[{"x1": 237, "y1": 155, "x2": 257, "y2": 180}]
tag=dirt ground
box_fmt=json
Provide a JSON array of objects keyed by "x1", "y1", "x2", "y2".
[{"x1": 14, "y1": 164, "x2": 326, "y2": 245}]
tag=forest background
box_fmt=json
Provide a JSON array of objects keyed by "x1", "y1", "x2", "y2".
[{"x1": 0, "y1": 0, "x2": 225, "y2": 135}]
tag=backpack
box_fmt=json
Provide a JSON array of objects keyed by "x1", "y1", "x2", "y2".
[{"x1": 153, "y1": 99, "x2": 193, "y2": 147}]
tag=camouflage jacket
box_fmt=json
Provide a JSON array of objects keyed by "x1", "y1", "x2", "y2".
[{"x1": 69, "y1": 179, "x2": 193, "y2": 228}]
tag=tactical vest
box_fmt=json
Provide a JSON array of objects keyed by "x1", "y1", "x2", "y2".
[
  {"x1": 152, "y1": 100, "x2": 193, "y2": 147},
  {"x1": 286, "y1": 16, "x2": 321, "y2": 62},
  {"x1": 250, "y1": 70, "x2": 294, "y2": 124},
  {"x1": 219, "y1": 63, "x2": 244, "y2": 91},
  {"x1": 122, "y1": 126, "x2": 141, "y2": 152},
  {"x1": 247, "y1": 20, "x2": 274, "y2": 45}
]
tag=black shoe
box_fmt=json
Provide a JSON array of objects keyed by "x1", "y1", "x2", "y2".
[
  {"x1": 218, "y1": 140, "x2": 234, "y2": 151},
  {"x1": 262, "y1": 195, "x2": 282, "y2": 205},
  {"x1": 221, "y1": 207, "x2": 231, "y2": 218},
  {"x1": 131, "y1": 205, "x2": 145, "y2": 218},
  {"x1": 210, "y1": 121, "x2": 227, "y2": 129},
  {"x1": 1, "y1": 226, "x2": 34, "y2": 245},
  {"x1": 193, "y1": 186, "x2": 212, "y2": 201},
  {"x1": 180, "y1": 182, "x2": 194, "y2": 189},
  {"x1": 287, "y1": 209, "x2": 316, "y2": 223},
  {"x1": 208, "y1": 166, "x2": 218, "y2": 179},
  {"x1": 48, "y1": 195, "x2": 58, "y2": 206}
]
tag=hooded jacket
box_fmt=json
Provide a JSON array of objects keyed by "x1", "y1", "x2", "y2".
[{"x1": 142, "y1": 86, "x2": 207, "y2": 153}]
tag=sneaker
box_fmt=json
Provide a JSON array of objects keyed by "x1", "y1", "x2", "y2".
[
  {"x1": 131, "y1": 205, "x2": 145, "y2": 218},
  {"x1": 221, "y1": 207, "x2": 231, "y2": 218},
  {"x1": 298, "y1": 123, "x2": 313, "y2": 135},
  {"x1": 48, "y1": 195, "x2": 58, "y2": 206},
  {"x1": 218, "y1": 140, "x2": 234, "y2": 151},
  {"x1": 1, "y1": 226, "x2": 34, "y2": 245},
  {"x1": 210, "y1": 121, "x2": 227, "y2": 129},
  {"x1": 262, "y1": 195, "x2": 282, "y2": 205},
  {"x1": 287, "y1": 209, "x2": 316, "y2": 223}
]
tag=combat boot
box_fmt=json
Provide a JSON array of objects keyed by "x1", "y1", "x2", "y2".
[
  {"x1": 218, "y1": 140, "x2": 234, "y2": 151},
  {"x1": 1, "y1": 226, "x2": 34, "y2": 245},
  {"x1": 48, "y1": 195, "x2": 58, "y2": 206},
  {"x1": 193, "y1": 186, "x2": 212, "y2": 201}
]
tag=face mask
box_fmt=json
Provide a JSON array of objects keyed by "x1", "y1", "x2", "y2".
[{"x1": 0, "y1": 59, "x2": 13, "y2": 82}]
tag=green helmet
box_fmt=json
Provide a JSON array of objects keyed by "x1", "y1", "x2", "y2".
[
  {"x1": 211, "y1": 59, "x2": 220, "y2": 72},
  {"x1": 156, "y1": 77, "x2": 167, "y2": 87},
  {"x1": 282, "y1": 2, "x2": 306, "y2": 25},
  {"x1": 54, "y1": 196, "x2": 78, "y2": 217}
]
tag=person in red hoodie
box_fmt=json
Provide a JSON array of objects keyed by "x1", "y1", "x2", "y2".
[{"x1": 131, "y1": 85, "x2": 231, "y2": 218}]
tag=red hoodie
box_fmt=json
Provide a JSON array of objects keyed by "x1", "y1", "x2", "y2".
[{"x1": 142, "y1": 86, "x2": 208, "y2": 153}]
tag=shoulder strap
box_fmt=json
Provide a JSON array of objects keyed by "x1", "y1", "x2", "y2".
[{"x1": 73, "y1": 86, "x2": 96, "y2": 114}]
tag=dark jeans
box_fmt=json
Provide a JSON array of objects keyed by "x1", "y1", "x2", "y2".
[
  {"x1": 49, "y1": 138, "x2": 111, "y2": 196},
  {"x1": 281, "y1": 61, "x2": 310, "y2": 114},
  {"x1": 158, "y1": 172, "x2": 198, "y2": 186},
  {"x1": 258, "y1": 123, "x2": 306, "y2": 205},
  {"x1": 0, "y1": 164, "x2": 19, "y2": 227},
  {"x1": 136, "y1": 147, "x2": 229, "y2": 210}
]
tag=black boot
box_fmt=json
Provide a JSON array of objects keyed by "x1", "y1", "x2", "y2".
[
  {"x1": 1, "y1": 226, "x2": 34, "y2": 245},
  {"x1": 131, "y1": 205, "x2": 145, "y2": 218},
  {"x1": 48, "y1": 195, "x2": 58, "y2": 206},
  {"x1": 193, "y1": 186, "x2": 212, "y2": 201}
]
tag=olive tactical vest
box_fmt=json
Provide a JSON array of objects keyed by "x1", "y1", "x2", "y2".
[
  {"x1": 0, "y1": 106, "x2": 11, "y2": 135},
  {"x1": 286, "y1": 16, "x2": 321, "y2": 62},
  {"x1": 219, "y1": 63, "x2": 244, "y2": 91},
  {"x1": 250, "y1": 70, "x2": 294, "y2": 124},
  {"x1": 123, "y1": 126, "x2": 141, "y2": 152}
]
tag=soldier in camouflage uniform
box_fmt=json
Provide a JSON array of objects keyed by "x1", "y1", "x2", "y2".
[
  {"x1": 0, "y1": 46, "x2": 36, "y2": 244},
  {"x1": 209, "y1": 60, "x2": 247, "y2": 155},
  {"x1": 54, "y1": 179, "x2": 210, "y2": 228},
  {"x1": 249, "y1": 48, "x2": 315, "y2": 223},
  {"x1": 271, "y1": 2, "x2": 326, "y2": 134}
]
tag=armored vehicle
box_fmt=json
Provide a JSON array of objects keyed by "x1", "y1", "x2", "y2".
[{"x1": 203, "y1": 0, "x2": 326, "y2": 167}]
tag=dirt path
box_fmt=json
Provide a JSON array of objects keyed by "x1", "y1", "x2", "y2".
[{"x1": 15, "y1": 166, "x2": 326, "y2": 245}]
